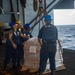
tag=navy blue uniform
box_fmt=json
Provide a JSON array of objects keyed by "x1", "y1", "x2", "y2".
[
  {"x1": 18, "y1": 29, "x2": 33, "y2": 63},
  {"x1": 20, "y1": 29, "x2": 33, "y2": 43},
  {"x1": 4, "y1": 29, "x2": 20, "y2": 67},
  {"x1": 38, "y1": 24, "x2": 58, "y2": 72}
]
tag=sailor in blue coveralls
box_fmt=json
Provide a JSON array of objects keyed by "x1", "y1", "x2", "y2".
[
  {"x1": 3, "y1": 22, "x2": 28, "y2": 70},
  {"x1": 38, "y1": 15, "x2": 58, "y2": 75},
  {"x1": 18, "y1": 23, "x2": 33, "y2": 67}
]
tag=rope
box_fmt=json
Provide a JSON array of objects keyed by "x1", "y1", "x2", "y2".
[
  {"x1": 30, "y1": 0, "x2": 44, "y2": 33},
  {"x1": 33, "y1": 0, "x2": 38, "y2": 12},
  {"x1": 58, "y1": 40, "x2": 63, "y2": 63},
  {"x1": 41, "y1": 14, "x2": 44, "y2": 26},
  {"x1": 30, "y1": 11, "x2": 39, "y2": 33}
]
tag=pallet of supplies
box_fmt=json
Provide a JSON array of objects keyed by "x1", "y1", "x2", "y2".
[{"x1": 22, "y1": 37, "x2": 65, "y2": 73}]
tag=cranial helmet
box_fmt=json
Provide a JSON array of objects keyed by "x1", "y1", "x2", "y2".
[
  {"x1": 16, "y1": 20, "x2": 21, "y2": 24},
  {"x1": 9, "y1": 22, "x2": 16, "y2": 27},
  {"x1": 44, "y1": 15, "x2": 52, "y2": 21},
  {"x1": 24, "y1": 23, "x2": 30, "y2": 28}
]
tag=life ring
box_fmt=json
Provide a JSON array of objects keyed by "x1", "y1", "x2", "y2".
[{"x1": 33, "y1": 0, "x2": 38, "y2": 12}]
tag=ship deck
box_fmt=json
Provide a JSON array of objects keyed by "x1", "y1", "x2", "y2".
[{"x1": 0, "y1": 44, "x2": 75, "y2": 75}]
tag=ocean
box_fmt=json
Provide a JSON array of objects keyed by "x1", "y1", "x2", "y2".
[{"x1": 57, "y1": 25, "x2": 75, "y2": 50}]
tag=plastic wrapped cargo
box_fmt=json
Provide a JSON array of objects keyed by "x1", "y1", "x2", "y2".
[{"x1": 23, "y1": 37, "x2": 64, "y2": 72}]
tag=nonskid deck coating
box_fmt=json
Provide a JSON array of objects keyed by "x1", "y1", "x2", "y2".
[{"x1": 0, "y1": 45, "x2": 75, "y2": 75}]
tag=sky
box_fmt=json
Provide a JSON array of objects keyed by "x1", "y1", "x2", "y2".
[{"x1": 53, "y1": 9, "x2": 75, "y2": 25}]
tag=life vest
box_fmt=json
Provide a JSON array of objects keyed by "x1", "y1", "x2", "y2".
[
  {"x1": 6, "y1": 29, "x2": 20, "y2": 46},
  {"x1": 33, "y1": 0, "x2": 38, "y2": 12}
]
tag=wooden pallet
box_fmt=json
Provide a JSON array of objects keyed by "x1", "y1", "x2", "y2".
[
  {"x1": 20, "y1": 66, "x2": 38, "y2": 73},
  {"x1": 20, "y1": 65, "x2": 66, "y2": 74},
  {"x1": 43, "y1": 65, "x2": 66, "y2": 74},
  {"x1": 20, "y1": 66, "x2": 29, "y2": 71}
]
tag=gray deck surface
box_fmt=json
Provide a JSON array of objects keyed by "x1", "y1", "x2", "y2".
[{"x1": 0, "y1": 44, "x2": 75, "y2": 75}]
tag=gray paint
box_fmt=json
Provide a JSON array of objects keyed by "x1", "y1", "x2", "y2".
[
  {"x1": 0, "y1": 0, "x2": 11, "y2": 23},
  {"x1": 11, "y1": 0, "x2": 18, "y2": 20},
  {"x1": 0, "y1": 0, "x2": 75, "y2": 24},
  {"x1": 3, "y1": 0, "x2": 11, "y2": 12},
  {"x1": 55, "y1": 0, "x2": 74, "y2": 9},
  {"x1": 18, "y1": 0, "x2": 23, "y2": 26}
]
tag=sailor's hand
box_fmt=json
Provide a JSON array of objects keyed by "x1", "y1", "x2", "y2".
[
  {"x1": 24, "y1": 44, "x2": 27, "y2": 48},
  {"x1": 27, "y1": 36, "x2": 30, "y2": 39},
  {"x1": 23, "y1": 35, "x2": 30, "y2": 39},
  {"x1": 40, "y1": 42, "x2": 43, "y2": 46},
  {"x1": 12, "y1": 43, "x2": 17, "y2": 49},
  {"x1": 24, "y1": 42, "x2": 27, "y2": 48}
]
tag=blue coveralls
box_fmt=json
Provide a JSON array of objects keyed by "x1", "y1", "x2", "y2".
[
  {"x1": 18, "y1": 29, "x2": 33, "y2": 63},
  {"x1": 38, "y1": 24, "x2": 58, "y2": 72},
  {"x1": 4, "y1": 29, "x2": 20, "y2": 67}
]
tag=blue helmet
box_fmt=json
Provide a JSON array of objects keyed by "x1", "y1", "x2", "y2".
[
  {"x1": 9, "y1": 22, "x2": 16, "y2": 27},
  {"x1": 44, "y1": 15, "x2": 52, "y2": 21},
  {"x1": 24, "y1": 23, "x2": 30, "y2": 28}
]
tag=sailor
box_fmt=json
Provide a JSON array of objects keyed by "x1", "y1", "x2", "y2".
[
  {"x1": 20, "y1": 23, "x2": 33, "y2": 43},
  {"x1": 3, "y1": 22, "x2": 29, "y2": 70},
  {"x1": 3, "y1": 22, "x2": 20, "y2": 70},
  {"x1": 17, "y1": 23, "x2": 33, "y2": 68},
  {"x1": 16, "y1": 20, "x2": 23, "y2": 69},
  {"x1": 38, "y1": 15, "x2": 58, "y2": 75}
]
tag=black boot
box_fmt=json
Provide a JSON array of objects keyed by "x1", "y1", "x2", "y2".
[
  {"x1": 12, "y1": 64, "x2": 17, "y2": 70},
  {"x1": 3, "y1": 64, "x2": 10, "y2": 71},
  {"x1": 51, "y1": 70, "x2": 55, "y2": 75},
  {"x1": 39, "y1": 72, "x2": 44, "y2": 75},
  {"x1": 3, "y1": 64, "x2": 7, "y2": 70},
  {"x1": 17, "y1": 63, "x2": 22, "y2": 69}
]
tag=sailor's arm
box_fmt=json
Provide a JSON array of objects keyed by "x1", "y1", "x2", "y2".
[
  {"x1": 38, "y1": 38, "x2": 42, "y2": 46},
  {"x1": 38, "y1": 27, "x2": 43, "y2": 46},
  {"x1": 20, "y1": 32, "x2": 30, "y2": 39},
  {"x1": 8, "y1": 30, "x2": 17, "y2": 49}
]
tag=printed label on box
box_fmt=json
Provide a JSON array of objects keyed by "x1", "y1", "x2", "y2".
[{"x1": 29, "y1": 46, "x2": 36, "y2": 53}]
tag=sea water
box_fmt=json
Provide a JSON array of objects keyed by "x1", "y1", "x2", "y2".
[{"x1": 57, "y1": 25, "x2": 75, "y2": 50}]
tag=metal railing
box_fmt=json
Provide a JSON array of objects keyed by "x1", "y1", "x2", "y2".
[{"x1": 30, "y1": 0, "x2": 63, "y2": 31}]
